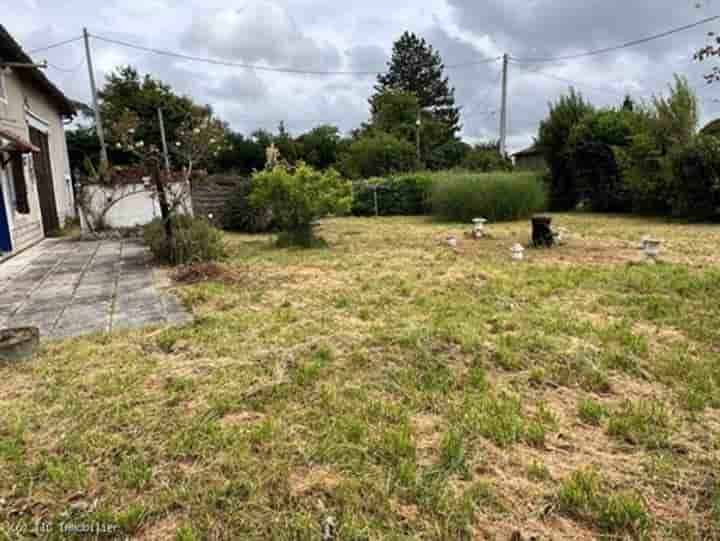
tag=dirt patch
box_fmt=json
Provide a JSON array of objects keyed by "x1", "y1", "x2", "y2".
[
  {"x1": 172, "y1": 262, "x2": 247, "y2": 285},
  {"x1": 288, "y1": 466, "x2": 345, "y2": 497}
]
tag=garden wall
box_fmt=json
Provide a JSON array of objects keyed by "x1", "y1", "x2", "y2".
[{"x1": 82, "y1": 181, "x2": 192, "y2": 229}]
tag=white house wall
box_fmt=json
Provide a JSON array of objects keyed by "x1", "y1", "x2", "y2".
[{"x1": 0, "y1": 66, "x2": 74, "y2": 253}]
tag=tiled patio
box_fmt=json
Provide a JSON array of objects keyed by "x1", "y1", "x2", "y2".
[{"x1": 0, "y1": 238, "x2": 192, "y2": 340}]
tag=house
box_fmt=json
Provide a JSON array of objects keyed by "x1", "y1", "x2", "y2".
[
  {"x1": 0, "y1": 25, "x2": 76, "y2": 258},
  {"x1": 512, "y1": 143, "x2": 547, "y2": 172}
]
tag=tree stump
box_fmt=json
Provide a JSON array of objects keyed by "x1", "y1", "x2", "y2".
[{"x1": 531, "y1": 216, "x2": 555, "y2": 248}]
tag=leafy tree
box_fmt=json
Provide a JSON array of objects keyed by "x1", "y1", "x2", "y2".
[
  {"x1": 340, "y1": 132, "x2": 417, "y2": 179},
  {"x1": 296, "y1": 125, "x2": 342, "y2": 169},
  {"x1": 250, "y1": 163, "x2": 352, "y2": 246},
  {"x1": 649, "y1": 75, "x2": 698, "y2": 152},
  {"x1": 700, "y1": 118, "x2": 720, "y2": 137},
  {"x1": 99, "y1": 66, "x2": 212, "y2": 157},
  {"x1": 375, "y1": 32, "x2": 461, "y2": 137},
  {"x1": 567, "y1": 109, "x2": 635, "y2": 212},
  {"x1": 538, "y1": 88, "x2": 595, "y2": 210},
  {"x1": 669, "y1": 134, "x2": 720, "y2": 220}
]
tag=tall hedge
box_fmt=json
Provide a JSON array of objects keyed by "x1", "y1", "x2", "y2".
[{"x1": 352, "y1": 173, "x2": 434, "y2": 216}]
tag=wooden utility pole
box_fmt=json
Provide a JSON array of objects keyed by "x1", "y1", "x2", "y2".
[
  {"x1": 499, "y1": 53, "x2": 509, "y2": 157},
  {"x1": 83, "y1": 28, "x2": 108, "y2": 169},
  {"x1": 157, "y1": 108, "x2": 171, "y2": 174}
]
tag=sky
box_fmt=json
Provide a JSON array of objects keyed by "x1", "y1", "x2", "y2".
[{"x1": 3, "y1": 0, "x2": 720, "y2": 152}]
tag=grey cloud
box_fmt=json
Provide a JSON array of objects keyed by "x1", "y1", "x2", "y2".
[{"x1": 182, "y1": 1, "x2": 341, "y2": 72}]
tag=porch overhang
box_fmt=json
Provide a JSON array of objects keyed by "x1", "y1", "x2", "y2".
[{"x1": 0, "y1": 126, "x2": 40, "y2": 156}]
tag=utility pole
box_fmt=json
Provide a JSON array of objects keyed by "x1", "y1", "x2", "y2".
[
  {"x1": 499, "y1": 53, "x2": 509, "y2": 158},
  {"x1": 83, "y1": 28, "x2": 108, "y2": 169},
  {"x1": 157, "y1": 108, "x2": 171, "y2": 174},
  {"x1": 415, "y1": 108, "x2": 422, "y2": 165}
]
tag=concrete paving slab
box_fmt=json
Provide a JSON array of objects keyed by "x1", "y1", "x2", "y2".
[{"x1": 0, "y1": 238, "x2": 192, "y2": 340}]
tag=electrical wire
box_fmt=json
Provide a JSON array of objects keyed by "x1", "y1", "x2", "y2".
[
  {"x1": 511, "y1": 61, "x2": 627, "y2": 98},
  {"x1": 463, "y1": 65, "x2": 503, "y2": 117},
  {"x1": 510, "y1": 15, "x2": 720, "y2": 63},
  {"x1": 90, "y1": 33, "x2": 385, "y2": 75},
  {"x1": 89, "y1": 33, "x2": 502, "y2": 75},
  {"x1": 48, "y1": 57, "x2": 86, "y2": 73},
  {"x1": 27, "y1": 36, "x2": 83, "y2": 55}
]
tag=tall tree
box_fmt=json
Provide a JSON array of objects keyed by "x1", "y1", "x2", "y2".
[{"x1": 375, "y1": 32, "x2": 461, "y2": 137}]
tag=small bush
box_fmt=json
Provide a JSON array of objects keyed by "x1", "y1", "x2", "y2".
[
  {"x1": 250, "y1": 163, "x2": 352, "y2": 247},
  {"x1": 144, "y1": 215, "x2": 225, "y2": 265},
  {"x1": 431, "y1": 171, "x2": 547, "y2": 222}
]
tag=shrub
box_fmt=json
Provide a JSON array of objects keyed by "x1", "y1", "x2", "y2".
[
  {"x1": 144, "y1": 215, "x2": 226, "y2": 265},
  {"x1": 222, "y1": 178, "x2": 276, "y2": 233},
  {"x1": 669, "y1": 135, "x2": 720, "y2": 220},
  {"x1": 250, "y1": 163, "x2": 352, "y2": 247},
  {"x1": 430, "y1": 171, "x2": 547, "y2": 222},
  {"x1": 340, "y1": 133, "x2": 417, "y2": 179},
  {"x1": 351, "y1": 173, "x2": 434, "y2": 216}
]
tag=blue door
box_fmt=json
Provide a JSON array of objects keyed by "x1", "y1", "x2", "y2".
[{"x1": 0, "y1": 175, "x2": 12, "y2": 252}]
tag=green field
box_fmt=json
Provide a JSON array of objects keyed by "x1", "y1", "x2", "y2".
[{"x1": 2, "y1": 214, "x2": 720, "y2": 540}]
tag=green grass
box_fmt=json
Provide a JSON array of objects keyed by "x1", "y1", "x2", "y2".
[{"x1": 1, "y1": 213, "x2": 719, "y2": 539}]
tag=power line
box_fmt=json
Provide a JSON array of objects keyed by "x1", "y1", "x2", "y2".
[
  {"x1": 90, "y1": 33, "x2": 386, "y2": 76},
  {"x1": 27, "y1": 36, "x2": 83, "y2": 55},
  {"x1": 511, "y1": 61, "x2": 627, "y2": 98},
  {"x1": 48, "y1": 57, "x2": 86, "y2": 73},
  {"x1": 511, "y1": 15, "x2": 720, "y2": 63},
  {"x1": 463, "y1": 64, "x2": 503, "y2": 117},
  {"x1": 89, "y1": 32, "x2": 501, "y2": 76}
]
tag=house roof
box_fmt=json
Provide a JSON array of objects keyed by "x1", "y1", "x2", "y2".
[
  {"x1": 513, "y1": 144, "x2": 542, "y2": 158},
  {"x1": 0, "y1": 25, "x2": 76, "y2": 117},
  {"x1": 0, "y1": 126, "x2": 40, "y2": 153}
]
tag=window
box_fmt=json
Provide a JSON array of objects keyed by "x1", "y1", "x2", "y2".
[{"x1": 10, "y1": 155, "x2": 29, "y2": 214}]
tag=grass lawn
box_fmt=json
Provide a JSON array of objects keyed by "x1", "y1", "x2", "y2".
[{"x1": 2, "y1": 213, "x2": 720, "y2": 540}]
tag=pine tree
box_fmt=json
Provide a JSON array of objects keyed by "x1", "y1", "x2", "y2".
[{"x1": 375, "y1": 32, "x2": 461, "y2": 136}]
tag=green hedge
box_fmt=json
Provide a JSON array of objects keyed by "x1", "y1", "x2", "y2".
[
  {"x1": 352, "y1": 173, "x2": 434, "y2": 216},
  {"x1": 431, "y1": 171, "x2": 548, "y2": 222}
]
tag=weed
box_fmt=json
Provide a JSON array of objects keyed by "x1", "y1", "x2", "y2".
[
  {"x1": 608, "y1": 400, "x2": 672, "y2": 449},
  {"x1": 578, "y1": 398, "x2": 606, "y2": 426}
]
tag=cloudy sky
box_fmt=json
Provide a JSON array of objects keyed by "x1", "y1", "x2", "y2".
[{"x1": 4, "y1": 0, "x2": 720, "y2": 151}]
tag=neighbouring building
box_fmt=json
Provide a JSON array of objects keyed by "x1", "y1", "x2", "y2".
[
  {"x1": 0, "y1": 24, "x2": 76, "y2": 258},
  {"x1": 512, "y1": 144, "x2": 547, "y2": 172}
]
